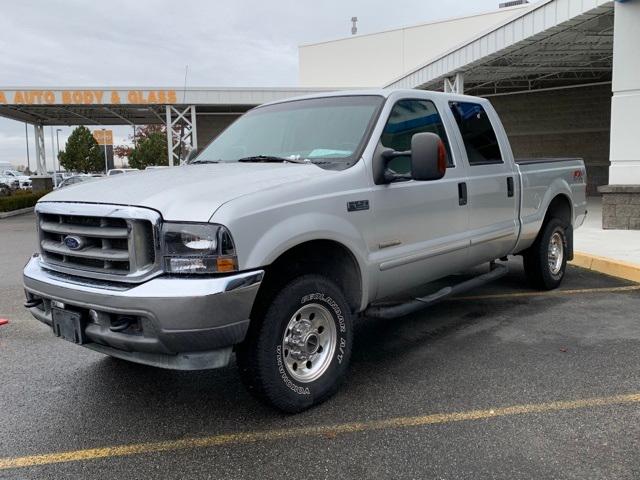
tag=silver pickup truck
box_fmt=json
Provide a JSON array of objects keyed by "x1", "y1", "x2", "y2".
[{"x1": 23, "y1": 89, "x2": 587, "y2": 412}]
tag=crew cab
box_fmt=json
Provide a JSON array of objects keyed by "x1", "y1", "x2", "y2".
[{"x1": 23, "y1": 90, "x2": 587, "y2": 412}]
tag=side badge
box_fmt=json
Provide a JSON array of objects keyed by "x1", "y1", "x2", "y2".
[{"x1": 347, "y1": 200, "x2": 369, "y2": 212}]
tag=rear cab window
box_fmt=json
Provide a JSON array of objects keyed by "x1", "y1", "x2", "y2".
[
  {"x1": 381, "y1": 99, "x2": 453, "y2": 175},
  {"x1": 449, "y1": 101, "x2": 503, "y2": 166}
]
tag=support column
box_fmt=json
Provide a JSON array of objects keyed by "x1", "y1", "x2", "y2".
[
  {"x1": 31, "y1": 123, "x2": 53, "y2": 192},
  {"x1": 34, "y1": 124, "x2": 46, "y2": 175},
  {"x1": 600, "y1": 0, "x2": 640, "y2": 229},
  {"x1": 444, "y1": 73, "x2": 464, "y2": 94},
  {"x1": 165, "y1": 105, "x2": 198, "y2": 166}
]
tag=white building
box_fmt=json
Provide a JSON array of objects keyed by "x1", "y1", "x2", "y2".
[
  {"x1": 299, "y1": 0, "x2": 640, "y2": 230},
  {"x1": 1, "y1": 0, "x2": 638, "y2": 228}
]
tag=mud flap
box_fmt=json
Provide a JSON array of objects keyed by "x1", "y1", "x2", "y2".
[{"x1": 565, "y1": 224, "x2": 574, "y2": 261}]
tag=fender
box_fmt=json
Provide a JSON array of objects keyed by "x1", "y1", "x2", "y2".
[
  {"x1": 243, "y1": 213, "x2": 374, "y2": 311},
  {"x1": 515, "y1": 175, "x2": 573, "y2": 253}
]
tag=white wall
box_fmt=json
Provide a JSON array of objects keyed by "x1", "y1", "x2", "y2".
[
  {"x1": 608, "y1": 0, "x2": 640, "y2": 185},
  {"x1": 298, "y1": 6, "x2": 528, "y2": 88}
]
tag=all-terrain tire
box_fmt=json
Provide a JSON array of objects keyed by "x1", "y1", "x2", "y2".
[
  {"x1": 236, "y1": 274, "x2": 353, "y2": 413},
  {"x1": 523, "y1": 218, "x2": 569, "y2": 290}
]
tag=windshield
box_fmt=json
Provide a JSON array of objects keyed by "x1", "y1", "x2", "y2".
[{"x1": 193, "y1": 95, "x2": 384, "y2": 169}]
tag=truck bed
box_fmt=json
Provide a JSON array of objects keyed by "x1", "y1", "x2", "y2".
[{"x1": 514, "y1": 157, "x2": 587, "y2": 253}]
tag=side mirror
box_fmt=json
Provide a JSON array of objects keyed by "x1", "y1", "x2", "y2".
[
  {"x1": 410, "y1": 132, "x2": 447, "y2": 181},
  {"x1": 377, "y1": 132, "x2": 447, "y2": 184}
]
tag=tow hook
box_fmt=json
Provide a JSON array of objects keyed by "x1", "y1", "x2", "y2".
[{"x1": 24, "y1": 298, "x2": 43, "y2": 308}]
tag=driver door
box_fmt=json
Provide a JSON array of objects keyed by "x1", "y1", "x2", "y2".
[{"x1": 370, "y1": 97, "x2": 470, "y2": 300}]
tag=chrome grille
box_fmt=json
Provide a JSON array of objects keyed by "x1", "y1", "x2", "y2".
[{"x1": 36, "y1": 203, "x2": 160, "y2": 282}]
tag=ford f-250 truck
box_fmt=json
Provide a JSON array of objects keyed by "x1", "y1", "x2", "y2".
[{"x1": 23, "y1": 90, "x2": 587, "y2": 412}]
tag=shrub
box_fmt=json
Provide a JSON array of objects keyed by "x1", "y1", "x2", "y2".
[{"x1": 0, "y1": 191, "x2": 49, "y2": 212}]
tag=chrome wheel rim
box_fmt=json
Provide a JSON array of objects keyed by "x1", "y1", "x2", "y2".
[
  {"x1": 281, "y1": 303, "x2": 336, "y2": 383},
  {"x1": 548, "y1": 231, "x2": 564, "y2": 275}
]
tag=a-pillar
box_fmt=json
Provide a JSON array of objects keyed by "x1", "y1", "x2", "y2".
[{"x1": 600, "y1": 0, "x2": 640, "y2": 229}]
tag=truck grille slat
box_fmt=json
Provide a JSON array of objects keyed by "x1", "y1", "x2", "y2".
[
  {"x1": 39, "y1": 221, "x2": 128, "y2": 238},
  {"x1": 40, "y1": 239, "x2": 130, "y2": 261},
  {"x1": 36, "y1": 207, "x2": 159, "y2": 281}
]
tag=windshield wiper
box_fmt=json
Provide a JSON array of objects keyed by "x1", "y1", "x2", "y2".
[
  {"x1": 190, "y1": 159, "x2": 219, "y2": 164},
  {"x1": 237, "y1": 155, "x2": 309, "y2": 164}
]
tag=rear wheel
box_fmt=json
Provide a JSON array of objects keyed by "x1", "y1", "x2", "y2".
[
  {"x1": 523, "y1": 218, "x2": 568, "y2": 290},
  {"x1": 237, "y1": 274, "x2": 353, "y2": 413}
]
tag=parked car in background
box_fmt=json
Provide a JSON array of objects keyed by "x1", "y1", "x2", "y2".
[
  {"x1": 1, "y1": 169, "x2": 32, "y2": 190},
  {"x1": 107, "y1": 168, "x2": 138, "y2": 176},
  {"x1": 0, "y1": 180, "x2": 12, "y2": 196},
  {"x1": 0, "y1": 173, "x2": 20, "y2": 191},
  {"x1": 145, "y1": 166, "x2": 169, "y2": 170},
  {"x1": 56, "y1": 175, "x2": 100, "y2": 189}
]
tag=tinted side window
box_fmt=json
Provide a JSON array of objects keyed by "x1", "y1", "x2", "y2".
[
  {"x1": 381, "y1": 99, "x2": 453, "y2": 174},
  {"x1": 449, "y1": 101, "x2": 502, "y2": 165}
]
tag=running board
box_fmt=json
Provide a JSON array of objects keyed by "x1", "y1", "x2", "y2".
[{"x1": 364, "y1": 263, "x2": 508, "y2": 319}]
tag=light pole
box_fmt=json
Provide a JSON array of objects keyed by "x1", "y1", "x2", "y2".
[
  {"x1": 24, "y1": 123, "x2": 31, "y2": 174},
  {"x1": 55, "y1": 129, "x2": 61, "y2": 172},
  {"x1": 101, "y1": 128, "x2": 108, "y2": 173}
]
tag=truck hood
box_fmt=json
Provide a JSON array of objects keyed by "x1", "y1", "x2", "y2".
[{"x1": 39, "y1": 163, "x2": 331, "y2": 222}]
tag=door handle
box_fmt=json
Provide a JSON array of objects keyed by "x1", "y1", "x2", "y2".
[
  {"x1": 507, "y1": 177, "x2": 514, "y2": 197},
  {"x1": 458, "y1": 182, "x2": 467, "y2": 206}
]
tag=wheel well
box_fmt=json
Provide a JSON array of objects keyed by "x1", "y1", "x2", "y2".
[
  {"x1": 251, "y1": 240, "x2": 362, "y2": 318},
  {"x1": 545, "y1": 194, "x2": 572, "y2": 226}
]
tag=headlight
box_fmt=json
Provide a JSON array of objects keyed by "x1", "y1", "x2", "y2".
[{"x1": 161, "y1": 223, "x2": 238, "y2": 274}]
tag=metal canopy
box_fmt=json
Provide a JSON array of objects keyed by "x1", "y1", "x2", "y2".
[
  {"x1": 386, "y1": 0, "x2": 614, "y2": 95},
  {"x1": 0, "y1": 104, "x2": 167, "y2": 126},
  {"x1": 0, "y1": 87, "x2": 329, "y2": 126}
]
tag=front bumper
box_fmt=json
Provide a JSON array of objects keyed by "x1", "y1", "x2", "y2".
[{"x1": 23, "y1": 256, "x2": 263, "y2": 370}]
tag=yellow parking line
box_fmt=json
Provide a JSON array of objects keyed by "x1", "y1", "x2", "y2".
[
  {"x1": 451, "y1": 284, "x2": 640, "y2": 301},
  {"x1": 2, "y1": 392, "x2": 640, "y2": 470}
]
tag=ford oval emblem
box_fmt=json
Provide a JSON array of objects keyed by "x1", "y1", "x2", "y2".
[{"x1": 63, "y1": 235, "x2": 84, "y2": 250}]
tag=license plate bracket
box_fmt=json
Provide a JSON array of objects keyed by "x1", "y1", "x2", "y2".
[{"x1": 52, "y1": 307, "x2": 86, "y2": 344}]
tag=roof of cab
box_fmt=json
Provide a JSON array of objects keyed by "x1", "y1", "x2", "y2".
[{"x1": 258, "y1": 88, "x2": 487, "y2": 108}]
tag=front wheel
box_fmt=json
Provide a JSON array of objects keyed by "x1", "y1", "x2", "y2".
[
  {"x1": 237, "y1": 275, "x2": 353, "y2": 413},
  {"x1": 523, "y1": 218, "x2": 568, "y2": 290}
]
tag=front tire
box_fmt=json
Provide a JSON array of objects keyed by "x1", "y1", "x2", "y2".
[
  {"x1": 237, "y1": 274, "x2": 353, "y2": 413},
  {"x1": 523, "y1": 218, "x2": 568, "y2": 290}
]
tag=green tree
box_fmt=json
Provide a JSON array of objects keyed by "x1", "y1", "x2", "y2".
[
  {"x1": 128, "y1": 132, "x2": 168, "y2": 169},
  {"x1": 58, "y1": 126, "x2": 104, "y2": 173}
]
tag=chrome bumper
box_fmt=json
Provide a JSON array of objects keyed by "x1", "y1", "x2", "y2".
[{"x1": 23, "y1": 256, "x2": 263, "y2": 370}]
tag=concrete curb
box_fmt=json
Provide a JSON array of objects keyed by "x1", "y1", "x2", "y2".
[
  {"x1": 0, "y1": 207, "x2": 34, "y2": 219},
  {"x1": 571, "y1": 252, "x2": 640, "y2": 283}
]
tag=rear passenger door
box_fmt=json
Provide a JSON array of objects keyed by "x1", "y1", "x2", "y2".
[{"x1": 448, "y1": 100, "x2": 519, "y2": 264}]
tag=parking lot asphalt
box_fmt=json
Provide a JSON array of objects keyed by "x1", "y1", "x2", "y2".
[{"x1": 1, "y1": 213, "x2": 640, "y2": 479}]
